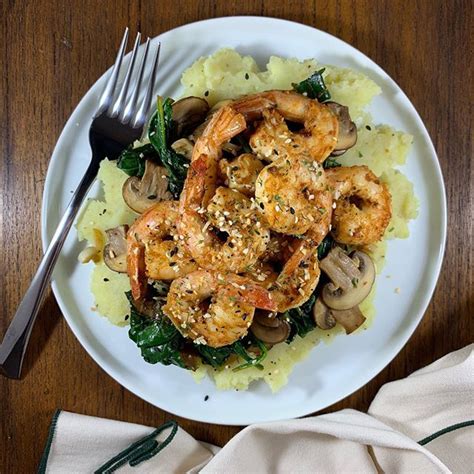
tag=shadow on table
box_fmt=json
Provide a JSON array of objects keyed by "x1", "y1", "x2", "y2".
[{"x1": 20, "y1": 290, "x2": 62, "y2": 378}]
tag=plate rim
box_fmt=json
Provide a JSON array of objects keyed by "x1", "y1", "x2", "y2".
[{"x1": 41, "y1": 15, "x2": 447, "y2": 425}]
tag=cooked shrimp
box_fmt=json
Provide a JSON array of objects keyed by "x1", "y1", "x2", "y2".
[
  {"x1": 249, "y1": 232, "x2": 325, "y2": 312},
  {"x1": 260, "y1": 232, "x2": 294, "y2": 263},
  {"x1": 242, "y1": 261, "x2": 278, "y2": 288},
  {"x1": 255, "y1": 153, "x2": 333, "y2": 235},
  {"x1": 180, "y1": 107, "x2": 270, "y2": 272},
  {"x1": 127, "y1": 201, "x2": 198, "y2": 300},
  {"x1": 270, "y1": 238, "x2": 322, "y2": 312},
  {"x1": 232, "y1": 91, "x2": 339, "y2": 162},
  {"x1": 162, "y1": 270, "x2": 277, "y2": 347},
  {"x1": 219, "y1": 153, "x2": 264, "y2": 196},
  {"x1": 326, "y1": 165, "x2": 392, "y2": 245},
  {"x1": 193, "y1": 186, "x2": 270, "y2": 272}
]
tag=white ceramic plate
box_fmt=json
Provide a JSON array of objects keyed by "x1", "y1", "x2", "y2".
[{"x1": 41, "y1": 17, "x2": 446, "y2": 425}]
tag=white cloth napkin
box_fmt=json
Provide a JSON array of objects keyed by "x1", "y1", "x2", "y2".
[{"x1": 39, "y1": 344, "x2": 474, "y2": 473}]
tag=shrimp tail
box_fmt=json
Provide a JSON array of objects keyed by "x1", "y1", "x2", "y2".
[
  {"x1": 221, "y1": 276, "x2": 278, "y2": 311},
  {"x1": 179, "y1": 156, "x2": 207, "y2": 212},
  {"x1": 240, "y1": 285, "x2": 277, "y2": 311},
  {"x1": 127, "y1": 241, "x2": 147, "y2": 300},
  {"x1": 232, "y1": 94, "x2": 276, "y2": 121},
  {"x1": 202, "y1": 106, "x2": 247, "y2": 146}
]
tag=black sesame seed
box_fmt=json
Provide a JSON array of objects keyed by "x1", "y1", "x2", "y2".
[
  {"x1": 245, "y1": 73, "x2": 249, "y2": 80},
  {"x1": 125, "y1": 315, "x2": 129, "y2": 320},
  {"x1": 366, "y1": 125, "x2": 372, "y2": 130},
  {"x1": 103, "y1": 278, "x2": 109, "y2": 282},
  {"x1": 204, "y1": 90, "x2": 209, "y2": 97},
  {"x1": 204, "y1": 395, "x2": 209, "y2": 401}
]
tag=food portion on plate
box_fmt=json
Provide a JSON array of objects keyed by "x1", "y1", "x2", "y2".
[{"x1": 76, "y1": 49, "x2": 418, "y2": 391}]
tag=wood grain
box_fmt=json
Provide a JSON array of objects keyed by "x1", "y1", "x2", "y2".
[{"x1": 1, "y1": 0, "x2": 472, "y2": 471}]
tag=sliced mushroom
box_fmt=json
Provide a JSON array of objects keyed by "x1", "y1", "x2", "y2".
[
  {"x1": 313, "y1": 299, "x2": 337, "y2": 329},
  {"x1": 103, "y1": 225, "x2": 129, "y2": 273},
  {"x1": 222, "y1": 142, "x2": 242, "y2": 156},
  {"x1": 189, "y1": 120, "x2": 208, "y2": 141},
  {"x1": 122, "y1": 159, "x2": 172, "y2": 213},
  {"x1": 314, "y1": 299, "x2": 365, "y2": 334},
  {"x1": 171, "y1": 138, "x2": 194, "y2": 160},
  {"x1": 250, "y1": 317, "x2": 290, "y2": 344},
  {"x1": 331, "y1": 306, "x2": 366, "y2": 334},
  {"x1": 172, "y1": 97, "x2": 209, "y2": 137},
  {"x1": 326, "y1": 101, "x2": 357, "y2": 155},
  {"x1": 320, "y1": 247, "x2": 375, "y2": 310},
  {"x1": 254, "y1": 310, "x2": 280, "y2": 328}
]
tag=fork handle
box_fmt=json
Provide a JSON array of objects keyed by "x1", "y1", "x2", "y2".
[{"x1": 0, "y1": 159, "x2": 100, "y2": 379}]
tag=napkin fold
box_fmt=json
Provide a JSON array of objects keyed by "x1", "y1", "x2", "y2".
[{"x1": 39, "y1": 344, "x2": 474, "y2": 473}]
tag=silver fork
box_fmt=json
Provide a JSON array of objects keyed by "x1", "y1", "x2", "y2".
[{"x1": 0, "y1": 28, "x2": 161, "y2": 379}]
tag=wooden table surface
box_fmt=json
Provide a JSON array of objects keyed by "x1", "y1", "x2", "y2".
[{"x1": 1, "y1": 0, "x2": 472, "y2": 471}]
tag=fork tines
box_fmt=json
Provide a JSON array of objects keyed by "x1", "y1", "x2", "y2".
[{"x1": 96, "y1": 28, "x2": 161, "y2": 129}]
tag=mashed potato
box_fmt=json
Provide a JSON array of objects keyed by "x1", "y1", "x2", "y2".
[
  {"x1": 77, "y1": 49, "x2": 418, "y2": 391},
  {"x1": 76, "y1": 159, "x2": 137, "y2": 324},
  {"x1": 181, "y1": 48, "x2": 381, "y2": 120}
]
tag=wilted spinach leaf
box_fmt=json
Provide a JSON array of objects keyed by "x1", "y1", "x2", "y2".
[
  {"x1": 196, "y1": 344, "x2": 234, "y2": 368},
  {"x1": 149, "y1": 97, "x2": 189, "y2": 198},
  {"x1": 126, "y1": 291, "x2": 185, "y2": 368},
  {"x1": 117, "y1": 143, "x2": 157, "y2": 177},
  {"x1": 233, "y1": 135, "x2": 252, "y2": 154},
  {"x1": 293, "y1": 68, "x2": 331, "y2": 102},
  {"x1": 323, "y1": 157, "x2": 341, "y2": 169},
  {"x1": 232, "y1": 338, "x2": 267, "y2": 371},
  {"x1": 285, "y1": 293, "x2": 317, "y2": 340},
  {"x1": 317, "y1": 235, "x2": 334, "y2": 260},
  {"x1": 196, "y1": 335, "x2": 268, "y2": 371}
]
